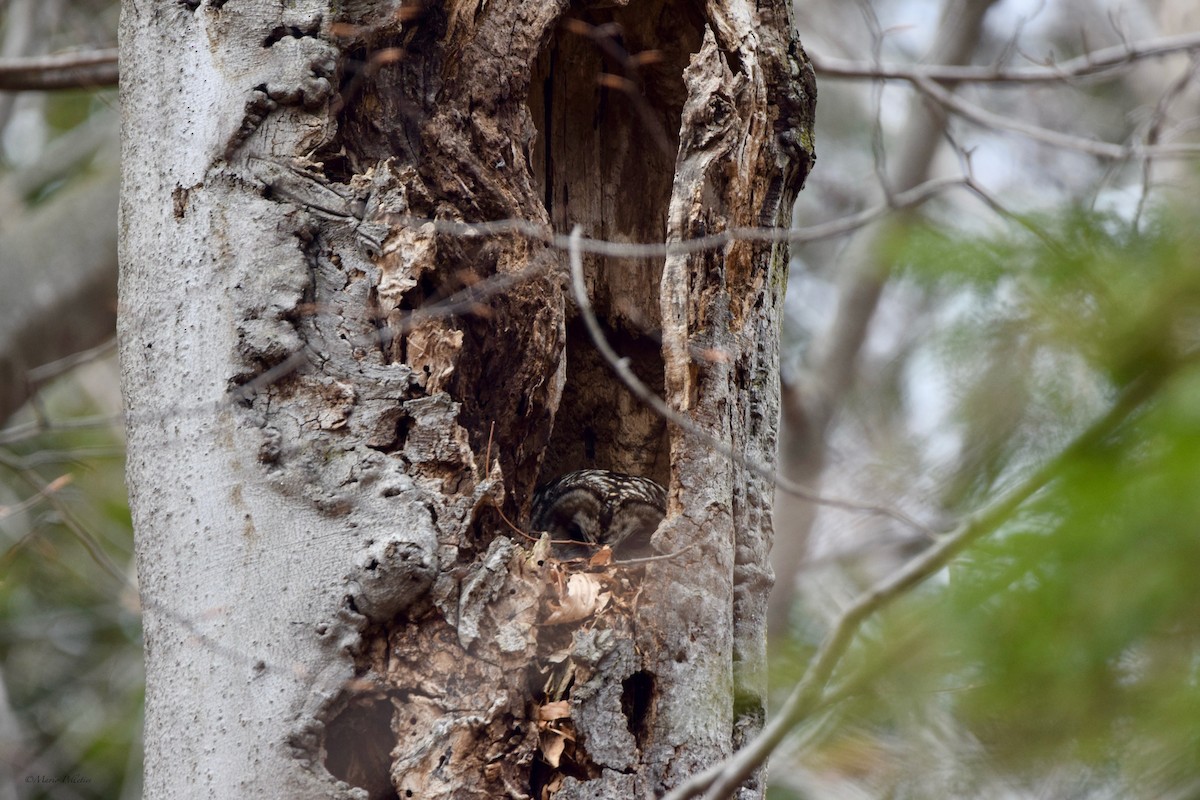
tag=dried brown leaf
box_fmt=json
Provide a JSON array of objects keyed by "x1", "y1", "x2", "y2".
[
  {"x1": 587, "y1": 546, "x2": 613, "y2": 567},
  {"x1": 544, "y1": 573, "x2": 610, "y2": 625},
  {"x1": 540, "y1": 730, "x2": 566, "y2": 768},
  {"x1": 537, "y1": 700, "x2": 571, "y2": 721}
]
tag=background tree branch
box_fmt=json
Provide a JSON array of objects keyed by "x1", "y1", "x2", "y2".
[
  {"x1": 0, "y1": 47, "x2": 116, "y2": 91},
  {"x1": 770, "y1": 0, "x2": 1001, "y2": 635},
  {"x1": 0, "y1": 168, "x2": 118, "y2": 426}
]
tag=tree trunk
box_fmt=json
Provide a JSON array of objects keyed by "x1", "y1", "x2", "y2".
[{"x1": 119, "y1": 0, "x2": 813, "y2": 797}]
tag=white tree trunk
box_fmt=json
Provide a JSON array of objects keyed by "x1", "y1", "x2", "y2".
[{"x1": 120, "y1": 1, "x2": 813, "y2": 797}]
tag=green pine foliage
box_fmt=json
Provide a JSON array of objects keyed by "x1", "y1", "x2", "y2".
[{"x1": 776, "y1": 207, "x2": 1200, "y2": 796}]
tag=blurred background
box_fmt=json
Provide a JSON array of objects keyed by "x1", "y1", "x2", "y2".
[
  {"x1": 4, "y1": 0, "x2": 1200, "y2": 798},
  {"x1": 1, "y1": 1, "x2": 132, "y2": 799}
]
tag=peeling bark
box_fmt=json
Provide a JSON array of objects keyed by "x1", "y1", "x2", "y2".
[{"x1": 120, "y1": 0, "x2": 813, "y2": 798}]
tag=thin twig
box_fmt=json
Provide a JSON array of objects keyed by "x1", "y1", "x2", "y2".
[
  {"x1": 494, "y1": 503, "x2": 592, "y2": 550},
  {"x1": 484, "y1": 420, "x2": 496, "y2": 476},
  {"x1": 25, "y1": 337, "x2": 117, "y2": 386},
  {"x1": 3, "y1": 28, "x2": 1198, "y2": 93},
  {"x1": 1, "y1": 465, "x2": 127, "y2": 583},
  {"x1": 567, "y1": 228, "x2": 934, "y2": 535},
  {"x1": 663, "y1": 367, "x2": 1168, "y2": 800},
  {"x1": 913, "y1": 73, "x2": 1200, "y2": 160},
  {"x1": 1132, "y1": 53, "x2": 1200, "y2": 230},
  {"x1": 610, "y1": 541, "x2": 700, "y2": 565},
  {"x1": 961, "y1": 176, "x2": 1066, "y2": 256},
  {"x1": 0, "y1": 454, "x2": 370, "y2": 700},
  {"x1": 810, "y1": 31, "x2": 1200, "y2": 85},
  {"x1": 389, "y1": 175, "x2": 964, "y2": 259},
  {"x1": 0, "y1": 412, "x2": 124, "y2": 446},
  {"x1": 0, "y1": 179, "x2": 960, "y2": 448},
  {"x1": 231, "y1": 262, "x2": 553, "y2": 402},
  {"x1": 4, "y1": 446, "x2": 125, "y2": 467},
  {"x1": 0, "y1": 472, "x2": 71, "y2": 522},
  {"x1": 563, "y1": 18, "x2": 675, "y2": 159}
]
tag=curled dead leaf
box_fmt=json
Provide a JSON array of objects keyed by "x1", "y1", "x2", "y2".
[
  {"x1": 587, "y1": 546, "x2": 613, "y2": 567},
  {"x1": 540, "y1": 729, "x2": 566, "y2": 768},
  {"x1": 537, "y1": 700, "x2": 571, "y2": 722},
  {"x1": 544, "y1": 573, "x2": 610, "y2": 625}
]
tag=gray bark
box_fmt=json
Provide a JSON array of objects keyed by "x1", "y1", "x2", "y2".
[{"x1": 120, "y1": 1, "x2": 812, "y2": 798}]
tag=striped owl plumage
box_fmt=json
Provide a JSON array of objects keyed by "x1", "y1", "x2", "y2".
[{"x1": 530, "y1": 469, "x2": 666, "y2": 556}]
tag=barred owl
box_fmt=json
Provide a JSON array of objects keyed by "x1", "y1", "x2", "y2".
[{"x1": 530, "y1": 469, "x2": 667, "y2": 556}]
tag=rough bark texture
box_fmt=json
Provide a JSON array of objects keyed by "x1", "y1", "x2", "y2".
[{"x1": 120, "y1": 1, "x2": 812, "y2": 798}]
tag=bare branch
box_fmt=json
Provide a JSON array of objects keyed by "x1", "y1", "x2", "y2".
[
  {"x1": 664, "y1": 367, "x2": 1169, "y2": 800},
  {"x1": 567, "y1": 227, "x2": 934, "y2": 536},
  {"x1": 381, "y1": 175, "x2": 964, "y2": 258},
  {"x1": 1132, "y1": 54, "x2": 1200, "y2": 228},
  {"x1": 563, "y1": 18, "x2": 675, "y2": 159},
  {"x1": 811, "y1": 30, "x2": 1200, "y2": 85},
  {"x1": 0, "y1": 451, "x2": 313, "y2": 693},
  {"x1": 912, "y1": 74, "x2": 1200, "y2": 160},
  {"x1": 25, "y1": 337, "x2": 116, "y2": 386},
  {"x1": 0, "y1": 454, "x2": 127, "y2": 582},
  {"x1": 0, "y1": 47, "x2": 117, "y2": 91},
  {"x1": 768, "y1": 0, "x2": 998, "y2": 638},
  {"x1": 0, "y1": 412, "x2": 123, "y2": 446},
  {"x1": 0, "y1": 168, "x2": 958, "y2": 475},
  {"x1": 0, "y1": 170, "x2": 118, "y2": 427},
  {"x1": 0, "y1": 472, "x2": 71, "y2": 521}
]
